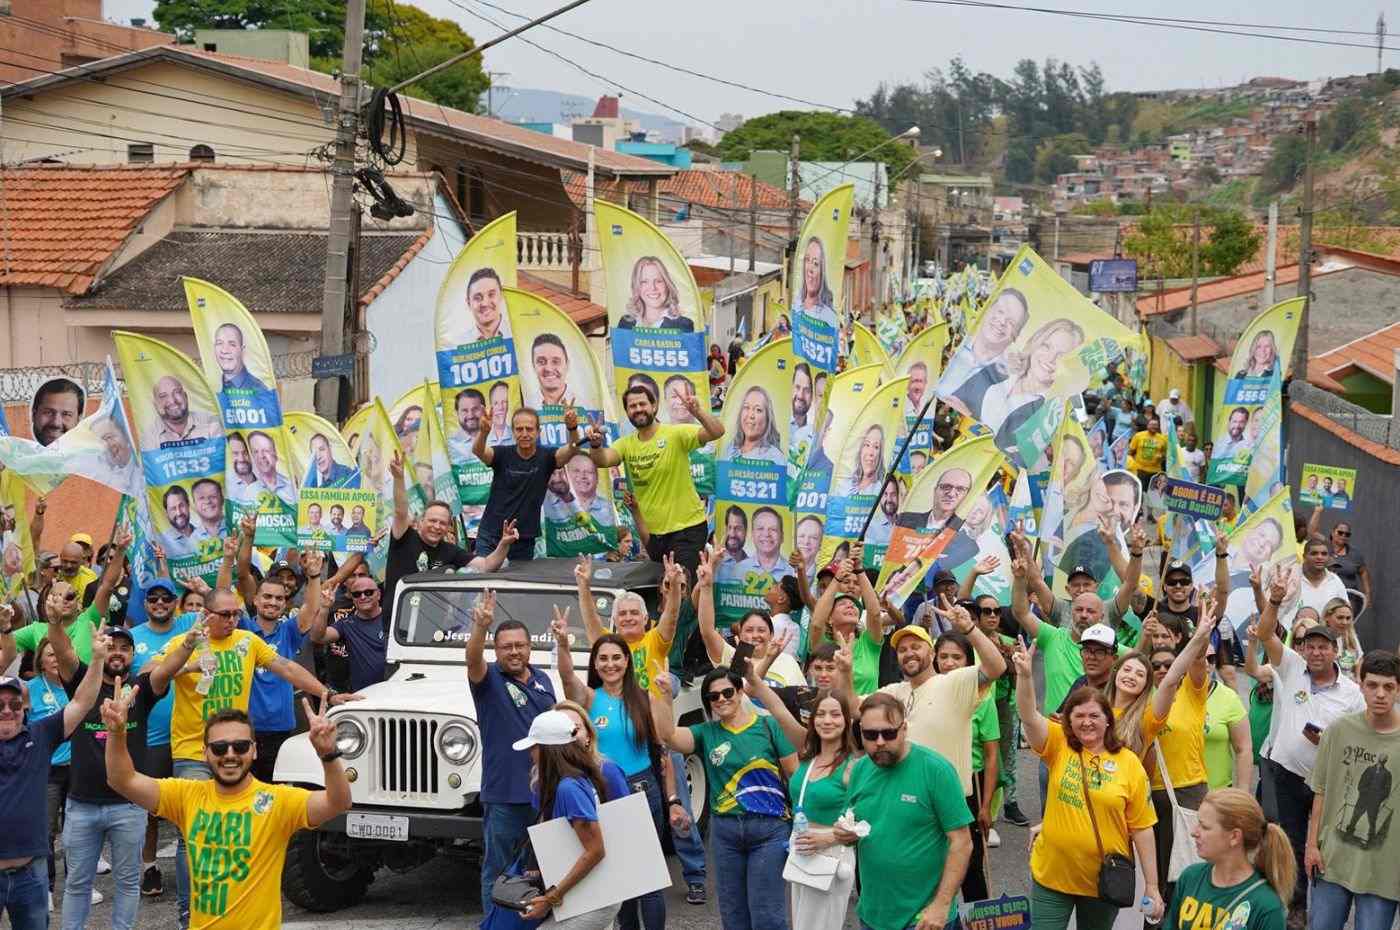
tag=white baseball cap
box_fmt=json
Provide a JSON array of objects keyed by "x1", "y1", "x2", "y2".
[
  {"x1": 1080, "y1": 624, "x2": 1116, "y2": 649},
  {"x1": 1168, "y1": 388, "x2": 1181, "y2": 400},
  {"x1": 512, "y1": 710, "x2": 578, "y2": 751}
]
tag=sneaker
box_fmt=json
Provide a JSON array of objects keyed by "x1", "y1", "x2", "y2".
[
  {"x1": 686, "y1": 882, "x2": 706, "y2": 905},
  {"x1": 156, "y1": 842, "x2": 178, "y2": 859},
  {"x1": 96, "y1": 856, "x2": 112, "y2": 875},
  {"x1": 1002, "y1": 802, "x2": 1030, "y2": 827},
  {"x1": 48, "y1": 891, "x2": 53, "y2": 912},
  {"x1": 141, "y1": 865, "x2": 163, "y2": 897},
  {"x1": 90, "y1": 889, "x2": 104, "y2": 905},
  {"x1": 986, "y1": 827, "x2": 1002, "y2": 848}
]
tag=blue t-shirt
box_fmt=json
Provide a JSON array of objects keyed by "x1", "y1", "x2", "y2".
[
  {"x1": 25, "y1": 676, "x2": 71, "y2": 765},
  {"x1": 551, "y1": 774, "x2": 601, "y2": 823},
  {"x1": 591, "y1": 689, "x2": 651, "y2": 778},
  {"x1": 0, "y1": 714, "x2": 65, "y2": 859},
  {"x1": 600, "y1": 758, "x2": 630, "y2": 802},
  {"x1": 468, "y1": 663, "x2": 556, "y2": 805},
  {"x1": 238, "y1": 612, "x2": 307, "y2": 733},
  {"x1": 130, "y1": 612, "x2": 197, "y2": 746},
  {"x1": 329, "y1": 612, "x2": 388, "y2": 692}
]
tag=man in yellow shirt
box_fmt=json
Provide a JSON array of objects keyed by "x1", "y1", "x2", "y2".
[
  {"x1": 1127, "y1": 416, "x2": 1167, "y2": 487},
  {"x1": 584, "y1": 383, "x2": 724, "y2": 581},
  {"x1": 104, "y1": 692, "x2": 350, "y2": 930}
]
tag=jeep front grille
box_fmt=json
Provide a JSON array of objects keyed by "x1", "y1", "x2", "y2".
[{"x1": 372, "y1": 716, "x2": 440, "y2": 798}]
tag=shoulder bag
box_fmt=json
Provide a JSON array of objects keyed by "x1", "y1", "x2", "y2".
[
  {"x1": 1154, "y1": 742, "x2": 1204, "y2": 882},
  {"x1": 1080, "y1": 750, "x2": 1136, "y2": 908},
  {"x1": 782, "y1": 760, "x2": 840, "y2": 891}
]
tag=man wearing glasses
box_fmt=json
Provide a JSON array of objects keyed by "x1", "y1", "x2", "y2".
[
  {"x1": 104, "y1": 701, "x2": 349, "y2": 930},
  {"x1": 3, "y1": 528, "x2": 129, "y2": 666},
  {"x1": 835, "y1": 691, "x2": 973, "y2": 930},
  {"x1": 307, "y1": 563, "x2": 389, "y2": 693}
]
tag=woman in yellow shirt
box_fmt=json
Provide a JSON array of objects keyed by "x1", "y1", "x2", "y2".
[{"x1": 1012, "y1": 641, "x2": 1162, "y2": 930}]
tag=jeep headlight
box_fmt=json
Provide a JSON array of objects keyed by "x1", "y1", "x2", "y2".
[
  {"x1": 335, "y1": 718, "x2": 367, "y2": 759},
  {"x1": 438, "y1": 722, "x2": 478, "y2": 765}
]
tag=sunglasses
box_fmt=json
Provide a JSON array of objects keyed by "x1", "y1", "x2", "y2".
[
  {"x1": 1151, "y1": 660, "x2": 1173, "y2": 671},
  {"x1": 860, "y1": 726, "x2": 902, "y2": 743},
  {"x1": 349, "y1": 589, "x2": 378, "y2": 599},
  {"x1": 706, "y1": 686, "x2": 737, "y2": 702},
  {"x1": 206, "y1": 608, "x2": 240, "y2": 620},
  {"x1": 55, "y1": 592, "x2": 77, "y2": 603},
  {"x1": 1163, "y1": 578, "x2": 1192, "y2": 587},
  {"x1": 0, "y1": 697, "x2": 24, "y2": 712},
  {"x1": 146, "y1": 593, "x2": 176, "y2": 604},
  {"x1": 207, "y1": 739, "x2": 254, "y2": 757},
  {"x1": 976, "y1": 606, "x2": 999, "y2": 616},
  {"x1": 1335, "y1": 530, "x2": 1351, "y2": 537}
]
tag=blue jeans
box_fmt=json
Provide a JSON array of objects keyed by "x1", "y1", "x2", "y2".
[
  {"x1": 172, "y1": 758, "x2": 212, "y2": 928},
  {"x1": 617, "y1": 769, "x2": 665, "y2": 930},
  {"x1": 480, "y1": 802, "x2": 536, "y2": 924},
  {"x1": 666, "y1": 672, "x2": 705, "y2": 886},
  {"x1": 1310, "y1": 876, "x2": 1399, "y2": 930},
  {"x1": 0, "y1": 858, "x2": 48, "y2": 930},
  {"x1": 710, "y1": 814, "x2": 790, "y2": 930},
  {"x1": 61, "y1": 798, "x2": 146, "y2": 930}
]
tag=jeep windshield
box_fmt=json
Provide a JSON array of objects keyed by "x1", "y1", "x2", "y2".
[{"x1": 394, "y1": 585, "x2": 657, "y2": 651}]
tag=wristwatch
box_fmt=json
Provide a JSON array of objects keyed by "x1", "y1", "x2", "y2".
[
  {"x1": 666, "y1": 796, "x2": 684, "y2": 808},
  {"x1": 320, "y1": 750, "x2": 343, "y2": 763}
]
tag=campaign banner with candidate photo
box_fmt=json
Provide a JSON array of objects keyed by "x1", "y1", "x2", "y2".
[
  {"x1": 542, "y1": 454, "x2": 620, "y2": 558},
  {"x1": 937, "y1": 245, "x2": 1146, "y2": 472},
  {"x1": 113, "y1": 331, "x2": 227, "y2": 587},
  {"x1": 891, "y1": 322, "x2": 950, "y2": 474},
  {"x1": 713, "y1": 337, "x2": 797, "y2": 621},
  {"x1": 1196, "y1": 486, "x2": 1299, "y2": 636},
  {"x1": 390, "y1": 381, "x2": 464, "y2": 522},
  {"x1": 185, "y1": 278, "x2": 296, "y2": 546},
  {"x1": 790, "y1": 184, "x2": 855, "y2": 373},
  {"x1": 822, "y1": 377, "x2": 907, "y2": 570},
  {"x1": 792, "y1": 363, "x2": 884, "y2": 579},
  {"x1": 342, "y1": 397, "x2": 412, "y2": 580},
  {"x1": 0, "y1": 468, "x2": 35, "y2": 602},
  {"x1": 1206, "y1": 297, "x2": 1302, "y2": 487},
  {"x1": 285, "y1": 411, "x2": 365, "y2": 553},
  {"x1": 847, "y1": 321, "x2": 891, "y2": 375},
  {"x1": 435, "y1": 214, "x2": 522, "y2": 520},
  {"x1": 508, "y1": 287, "x2": 609, "y2": 447},
  {"x1": 873, "y1": 434, "x2": 1003, "y2": 609},
  {"x1": 296, "y1": 488, "x2": 379, "y2": 553},
  {"x1": 1299, "y1": 463, "x2": 1355, "y2": 511},
  {"x1": 1241, "y1": 368, "x2": 1285, "y2": 517}
]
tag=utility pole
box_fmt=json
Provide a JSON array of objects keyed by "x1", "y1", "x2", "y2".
[
  {"x1": 1294, "y1": 118, "x2": 1317, "y2": 377},
  {"x1": 485, "y1": 71, "x2": 511, "y2": 117},
  {"x1": 1188, "y1": 206, "x2": 1201, "y2": 335},
  {"x1": 1379, "y1": 13, "x2": 1387, "y2": 75},
  {"x1": 747, "y1": 171, "x2": 757, "y2": 271},
  {"x1": 316, "y1": 0, "x2": 366, "y2": 422},
  {"x1": 787, "y1": 132, "x2": 801, "y2": 244},
  {"x1": 1263, "y1": 200, "x2": 1278, "y2": 306},
  {"x1": 871, "y1": 168, "x2": 883, "y2": 313}
]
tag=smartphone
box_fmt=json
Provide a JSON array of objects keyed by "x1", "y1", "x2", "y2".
[
  {"x1": 1303, "y1": 722, "x2": 1322, "y2": 740},
  {"x1": 729, "y1": 641, "x2": 754, "y2": 677}
]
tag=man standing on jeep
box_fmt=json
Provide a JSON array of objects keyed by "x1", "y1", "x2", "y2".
[{"x1": 466, "y1": 590, "x2": 557, "y2": 924}]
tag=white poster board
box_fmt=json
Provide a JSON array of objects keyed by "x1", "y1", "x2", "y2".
[{"x1": 527, "y1": 789, "x2": 669, "y2": 921}]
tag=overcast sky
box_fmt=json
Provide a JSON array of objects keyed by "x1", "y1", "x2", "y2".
[{"x1": 105, "y1": 0, "x2": 1386, "y2": 127}]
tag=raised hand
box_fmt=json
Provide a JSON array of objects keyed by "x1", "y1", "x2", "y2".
[
  {"x1": 1011, "y1": 640, "x2": 1036, "y2": 677},
  {"x1": 112, "y1": 526, "x2": 134, "y2": 550},
  {"x1": 222, "y1": 535, "x2": 239, "y2": 560},
  {"x1": 185, "y1": 575, "x2": 212, "y2": 597},
  {"x1": 584, "y1": 414, "x2": 606, "y2": 448},
  {"x1": 1267, "y1": 565, "x2": 1289, "y2": 605},
  {"x1": 1214, "y1": 526, "x2": 1230, "y2": 555},
  {"x1": 100, "y1": 675, "x2": 139, "y2": 733},
  {"x1": 848, "y1": 541, "x2": 864, "y2": 571},
  {"x1": 184, "y1": 615, "x2": 209, "y2": 651},
  {"x1": 973, "y1": 554, "x2": 1000, "y2": 577},
  {"x1": 682, "y1": 391, "x2": 704, "y2": 420},
  {"x1": 304, "y1": 696, "x2": 336, "y2": 757},
  {"x1": 239, "y1": 511, "x2": 257, "y2": 538},
  {"x1": 471, "y1": 589, "x2": 497, "y2": 630},
  {"x1": 788, "y1": 548, "x2": 805, "y2": 573},
  {"x1": 834, "y1": 630, "x2": 855, "y2": 677},
  {"x1": 574, "y1": 554, "x2": 592, "y2": 589},
  {"x1": 389, "y1": 450, "x2": 404, "y2": 480},
  {"x1": 1129, "y1": 523, "x2": 1147, "y2": 553},
  {"x1": 478, "y1": 406, "x2": 493, "y2": 438},
  {"x1": 90, "y1": 632, "x2": 112, "y2": 664},
  {"x1": 563, "y1": 405, "x2": 579, "y2": 432},
  {"x1": 501, "y1": 519, "x2": 520, "y2": 547},
  {"x1": 697, "y1": 545, "x2": 719, "y2": 588},
  {"x1": 302, "y1": 548, "x2": 325, "y2": 578},
  {"x1": 766, "y1": 628, "x2": 794, "y2": 660},
  {"x1": 934, "y1": 592, "x2": 975, "y2": 635},
  {"x1": 550, "y1": 605, "x2": 572, "y2": 644}
]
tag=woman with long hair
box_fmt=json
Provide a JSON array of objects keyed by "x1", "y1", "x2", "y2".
[
  {"x1": 178, "y1": 589, "x2": 205, "y2": 614},
  {"x1": 794, "y1": 238, "x2": 836, "y2": 328},
  {"x1": 1103, "y1": 650, "x2": 1155, "y2": 756},
  {"x1": 1319, "y1": 597, "x2": 1362, "y2": 679},
  {"x1": 1165, "y1": 788, "x2": 1293, "y2": 930},
  {"x1": 621, "y1": 257, "x2": 694, "y2": 331},
  {"x1": 652, "y1": 668, "x2": 797, "y2": 930},
  {"x1": 840, "y1": 425, "x2": 886, "y2": 497},
  {"x1": 981, "y1": 317, "x2": 1087, "y2": 465},
  {"x1": 27, "y1": 638, "x2": 72, "y2": 906},
  {"x1": 553, "y1": 619, "x2": 666, "y2": 930},
  {"x1": 724, "y1": 386, "x2": 785, "y2": 465},
  {"x1": 743, "y1": 663, "x2": 858, "y2": 930},
  {"x1": 514, "y1": 710, "x2": 618, "y2": 929},
  {"x1": 1015, "y1": 640, "x2": 1163, "y2": 930},
  {"x1": 1235, "y1": 330, "x2": 1280, "y2": 380}
]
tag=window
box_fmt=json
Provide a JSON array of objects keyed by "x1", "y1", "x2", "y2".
[
  {"x1": 127, "y1": 143, "x2": 154, "y2": 164},
  {"x1": 188, "y1": 145, "x2": 215, "y2": 163}
]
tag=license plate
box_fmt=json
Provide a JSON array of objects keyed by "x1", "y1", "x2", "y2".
[{"x1": 346, "y1": 812, "x2": 409, "y2": 842}]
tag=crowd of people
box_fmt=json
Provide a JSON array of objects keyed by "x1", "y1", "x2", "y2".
[{"x1": 0, "y1": 349, "x2": 1396, "y2": 930}]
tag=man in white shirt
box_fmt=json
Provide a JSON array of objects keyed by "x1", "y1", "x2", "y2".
[
  {"x1": 1155, "y1": 388, "x2": 1194, "y2": 430},
  {"x1": 1298, "y1": 534, "x2": 1352, "y2": 616},
  {"x1": 1180, "y1": 428, "x2": 1206, "y2": 483}
]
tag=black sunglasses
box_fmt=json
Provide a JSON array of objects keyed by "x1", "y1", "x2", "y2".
[
  {"x1": 861, "y1": 726, "x2": 902, "y2": 743},
  {"x1": 207, "y1": 739, "x2": 254, "y2": 757},
  {"x1": 706, "y1": 686, "x2": 737, "y2": 702},
  {"x1": 349, "y1": 589, "x2": 378, "y2": 599},
  {"x1": 976, "y1": 606, "x2": 999, "y2": 616},
  {"x1": 1335, "y1": 530, "x2": 1351, "y2": 537},
  {"x1": 1163, "y1": 577, "x2": 1192, "y2": 587},
  {"x1": 145, "y1": 593, "x2": 176, "y2": 604},
  {"x1": 1151, "y1": 660, "x2": 1173, "y2": 671}
]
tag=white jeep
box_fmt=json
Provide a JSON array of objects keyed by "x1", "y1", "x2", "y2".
[{"x1": 274, "y1": 558, "x2": 708, "y2": 912}]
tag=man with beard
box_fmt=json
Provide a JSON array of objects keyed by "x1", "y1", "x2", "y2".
[
  {"x1": 715, "y1": 505, "x2": 756, "y2": 585},
  {"x1": 104, "y1": 700, "x2": 349, "y2": 930},
  {"x1": 1210, "y1": 406, "x2": 1251, "y2": 464},
  {"x1": 160, "y1": 484, "x2": 202, "y2": 559},
  {"x1": 31, "y1": 377, "x2": 85, "y2": 446},
  {"x1": 585, "y1": 383, "x2": 724, "y2": 580},
  {"x1": 45, "y1": 612, "x2": 163, "y2": 930},
  {"x1": 789, "y1": 362, "x2": 815, "y2": 462},
  {"x1": 150, "y1": 587, "x2": 357, "y2": 926},
  {"x1": 473, "y1": 402, "x2": 583, "y2": 562},
  {"x1": 190, "y1": 478, "x2": 226, "y2": 542},
  {"x1": 866, "y1": 478, "x2": 902, "y2": 548},
  {"x1": 540, "y1": 466, "x2": 575, "y2": 524},
  {"x1": 143, "y1": 376, "x2": 219, "y2": 452},
  {"x1": 245, "y1": 431, "x2": 296, "y2": 507},
  {"x1": 5, "y1": 534, "x2": 127, "y2": 666},
  {"x1": 0, "y1": 633, "x2": 108, "y2": 928},
  {"x1": 465, "y1": 591, "x2": 557, "y2": 922},
  {"x1": 835, "y1": 692, "x2": 973, "y2": 930},
  {"x1": 447, "y1": 388, "x2": 486, "y2": 463},
  {"x1": 225, "y1": 433, "x2": 257, "y2": 503},
  {"x1": 897, "y1": 467, "x2": 973, "y2": 532}
]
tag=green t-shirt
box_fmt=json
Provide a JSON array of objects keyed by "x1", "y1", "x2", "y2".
[
  {"x1": 1247, "y1": 683, "x2": 1273, "y2": 766},
  {"x1": 970, "y1": 692, "x2": 1000, "y2": 773},
  {"x1": 11, "y1": 605, "x2": 102, "y2": 662},
  {"x1": 849, "y1": 745, "x2": 972, "y2": 930},
  {"x1": 1203, "y1": 680, "x2": 1247, "y2": 789},
  {"x1": 1036, "y1": 622, "x2": 1084, "y2": 715},
  {"x1": 688, "y1": 713, "x2": 795, "y2": 818},
  {"x1": 851, "y1": 628, "x2": 882, "y2": 696},
  {"x1": 1164, "y1": 862, "x2": 1284, "y2": 930},
  {"x1": 1309, "y1": 712, "x2": 1400, "y2": 901},
  {"x1": 789, "y1": 757, "x2": 851, "y2": 826},
  {"x1": 613, "y1": 424, "x2": 705, "y2": 536}
]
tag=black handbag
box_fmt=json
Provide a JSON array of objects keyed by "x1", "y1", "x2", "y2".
[
  {"x1": 1080, "y1": 751, "x2": 1136, "y2": 909},
  {"x1": 490, "y1": 872, "x2": 546, "y2": 912}
]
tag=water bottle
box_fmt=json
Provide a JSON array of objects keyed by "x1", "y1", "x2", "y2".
[
  {"x1": 792, "y1": 810, "x2": 809, "y2": 838},
  {"x1": 1139, "y1": 896, "x2": 1154, "y2": 916}
]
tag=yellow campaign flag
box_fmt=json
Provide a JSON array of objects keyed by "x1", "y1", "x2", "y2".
[
  {"x1": 790, "y1": 184, "x2": 855, "y2": 373},
  {"x1": 821, "y1": 376, "x2": 908, "y2": 572},
  {"x1": 434, "y1": 211, "x2": 518, "y2": 350},
  {"x1": 113, "y1": 330, "x2": 227, "y2": 587},
  {"x1": 874, "y1": 434, "x2": 1004, "y2": 609},
  {"x1": 0, "y1": 468, "x2": 36, "y2": 603},
  {"x1": 848, "y1": 321, "x2": 891, "y2": 375},
  {"x1": 342, "y1": 398, "x2": 408, "y2": 579},
  {"x1": 890, "y1": 322, "x2": 951, "y2": 475},
  {"x1": 1207, "y1": 297, "x2": 1303, "y2": 487},
  {"x1": 284, "y1": 411, "x2": 369, "y2": 554},
  {"x1": 184, "y1": 277, "x2": 297, "y2": 546},
  {"x1": 1210, "y1": 486, "x2": 1300, "y2": 637}
]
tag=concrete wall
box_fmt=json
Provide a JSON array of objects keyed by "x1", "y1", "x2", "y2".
[
  {"x1": 1285, "y1": 406, "x2": 1398, "y2": 650},
  {"x1": 0, "y1": 1, "x2": 175, "y2": 85},
  {"x1": 193, "y1": 30, "x2": 309, "y2": 68}
]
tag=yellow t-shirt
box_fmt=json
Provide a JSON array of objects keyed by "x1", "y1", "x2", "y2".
[
  {"x1": 1032, "y1": 725, "x2": 1156, "y2": 897},
  {"x1": 154, "y1": 630, "x2": 280, "y2": 761},
  {"x1": 880, "y1": 666, "x2": 987, "y2": 795},
  {"x1": 157, "y1": 778, "x2": 311, "y2": 930},
  {"x1": 1143, "y1": 672, "x2": 1210, "y2": 790},
  {"x1": 612, "y1": 424, "x2": 706, "y2": 536},
  {"x1": 65, "y1": 566, "x2": 99, "y2": 600},
  {"x1": 625, "y1": 626, "x2": 673, "y2": 697}
]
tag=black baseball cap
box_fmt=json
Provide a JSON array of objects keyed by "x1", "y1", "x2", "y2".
[
  {"x1": 1067, "y1": 564, "x2": 1096, "y2": 583},
  {"x1": 104, "y1": 626, "x2": 136, "y2": 645},
  {"x1": 1164, "y1": 560, "x2": 1192, "y2": 580},
  {"x1": 929, "y1": 569, "x2": 957, "y2": 590},
  {"x1": 1299, "y1": 626, "x2": 1338, "y2": 644}
]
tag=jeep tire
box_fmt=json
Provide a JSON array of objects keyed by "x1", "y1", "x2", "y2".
[{"x1": 283, "y1": 830, "x2": 375, "y2": 912}]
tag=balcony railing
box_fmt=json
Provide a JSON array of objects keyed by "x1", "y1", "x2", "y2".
[{"x1": 518, "y1": 231, "x2": 571, "y2": 271}]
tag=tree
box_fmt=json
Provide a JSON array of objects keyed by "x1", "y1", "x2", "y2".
[
  {"x1": 1124, "y1": 205, "x2": 1260, "y2": 278},
  {"x1": 361, "y1": 2, "x2": 490, "y2": 113},
  {"x1": 1200, "y1": 209, "x2": 1261, "y2": 275},
  {"x1": 153, "y1": 0, "x2": 390, "y2": 60},
  {"x1": 1034, "y1": 133, "x2": 1091, "y2": 184},
  {"x1": 1320, "y1": 97, "x2": 1366, "y2": 153},
  {"x1": 1259, "y1": 133, "x2": 1308, "y2": 196},
  {"x1": 717, "y1": 111, "x2": 915, "y2": 180}
]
